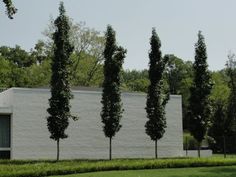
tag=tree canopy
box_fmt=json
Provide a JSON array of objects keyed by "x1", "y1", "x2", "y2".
[
  {"x1": 145, "y1": 28, "x2": 169, "y2": 159},
  {"x1": 188, "y1": 31, "x2": 213, "y2": 157},
  {"x1": 47, "y1": 2, "x2": 75, "y2": 161},
  {"x1": 101, "y1": 25, "x2": 126, "y2": 160},
  {"x1": 2, "y1": 0, "x2": 17, "y2": 19}
]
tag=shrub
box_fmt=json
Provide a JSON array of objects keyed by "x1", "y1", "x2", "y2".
[
  {"x1": 183, "y1": 133, "x2": 198, "y2": 150},
  {"x1": 183, "y1": 133, "x2": 212, "y2": 150},
  {"x1": 1, "y1": 158, "x2": 236, "y2": 177}
]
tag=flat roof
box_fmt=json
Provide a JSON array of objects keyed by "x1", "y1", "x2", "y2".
[{"x1": 3, "y1": 87, "x2": 181, "y2": 99}]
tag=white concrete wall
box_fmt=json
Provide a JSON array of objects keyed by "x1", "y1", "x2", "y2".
[
  {"x1": 183, "y1": 150, "x2": 212, "y2": 157},
  {"x1": 3, "y1": 88, "x2": 183, "y2": 159},
  {"x1": 0, "y1": 88, "x2": 13, "y2": 107}
]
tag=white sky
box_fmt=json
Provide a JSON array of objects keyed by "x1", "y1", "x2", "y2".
[{"x1": 1, "y1": 0, "x2": 236, "y2": 71}]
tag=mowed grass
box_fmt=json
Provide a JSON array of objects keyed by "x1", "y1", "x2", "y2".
[
  {"x1": 52, "y1": 165, "x2": 236, "y2": 177},
  {"x1": 1, "y1": 157, "x2": 236, "y2": 177}
]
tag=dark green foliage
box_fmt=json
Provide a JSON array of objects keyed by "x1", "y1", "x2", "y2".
[
  {"x1": 210, "y1": 70, "x2": 230, "y2": 104},
  {"x1": 31, "y1": 40, "x2": 50, "y2": 64},
  {"x1": 183, "y1": 133, "x2": 199, "y2": 150},
  {"x1": 165, "y1": 55, "x2": 194, "y2": 130},
  {"x1": 47, "y1": 2, "x2": 74, "y2": 160},
  {"x1": 210, "y1": 54, "x2": 236, "y2": 154},
  {"x1": 208, "y1": 101, "x2": 234, "y2": 156},
  {"x1": 42, "y1": 17, "x2": 106, "y2": 87},
  {"x1": 145, "y1": 28, "x2": 169, "y2": 158},
  {"x1": 165, "y1": 55, "x2": 194, "y2": 95},
  {"x1": 101, "y1": 25, "x2": 126, "y2": 160},
  {"x1": 0, "y1": 45, "x2": 51, "y2": 88},
  {"x1": 209, "y1": 102, "x2": 226, "y2": 138},
  {"x1": 188, "y1": 31, "x2": 213, "y2": 157},
  {"x1": 121, "y1": 69, "x2": 149, "y2": 92},
  {"x1": 184, "y1": 132, "x2": 213, "y2": 153},
  {"x1": 0, "y1": 43, "x2": 104, "y2": 88},
  {"x1": 126, "y1": 78, "x2": 149, "y2": 92},
  {"x1": 0, "y1": 45, "x2": 36, "y2": 67},
  {"x1": 226, "y1": 53, "x2": 236, "y2": 134},
  {"x1": 166, "y1": 55, "x2": 185, "y2": 95},
  {"x1": 2, "y1": 0, "x2": 17, "y2": 19}
]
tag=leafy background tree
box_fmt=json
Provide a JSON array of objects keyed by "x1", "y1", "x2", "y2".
[
  {"x1": 188, "y1": 31, "x2": 213, "y2": 157},
  {"x1": 46, "y1": 2, "x2": 75, "y2": 161},
  {"x1": 210, "y1": 70, "x2": 230, "y2": 104},
  {"x1": 207, "y1": 64, "x2": 232, "y2": 155},
  {"x1": 101, "y1": 25, "x2": 126, "y2": 160},
  {"x1": 208, "y1": 101, "x2": 234, "y2": 158},
  {"x1": 42, "y1": 18, "x2": 105, "y2": 86},
  {"x1": 145, "y1": 28, "x2": 169, "y2": 159},
  {"x1": 0, "y1": 45, "x2": 36, "y2": 67},
  {"x1": 165, "y1": 55, "x2": 194, "y2": 130},
  {"x1": 121, "y1": 69, "x2": 149, "y2": 92},
  {"x1": 226, "y1": 53, "x2": 236, "y2": 132},
  {"x1": 223, "y1": 53, "x2": 236, "y2": 153}
]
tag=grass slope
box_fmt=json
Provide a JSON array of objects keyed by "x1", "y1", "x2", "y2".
[
  {"x1": 1, "y1": 158, "x2": 236, "y2": 177},
  {"x1": 52, "y1": 166, "x2": 236, "y2": 177}
]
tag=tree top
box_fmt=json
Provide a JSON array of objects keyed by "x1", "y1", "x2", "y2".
[{"x1": 59, "y1": 1, "x2": 66, "y2": 16}]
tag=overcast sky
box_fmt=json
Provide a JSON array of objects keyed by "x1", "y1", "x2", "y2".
[{"x1": 1, "y1": 0, "x2": 236, "y2": 71}]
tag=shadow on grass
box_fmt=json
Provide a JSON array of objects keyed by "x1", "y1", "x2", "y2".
[
  {"x1": 177, "y1": 166, "x2": 236, "y2": 177},
  {"x1": 202, "y1": 166, "x2": 236, "y2": 176}
]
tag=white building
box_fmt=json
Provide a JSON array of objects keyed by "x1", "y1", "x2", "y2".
[{"x1": 0, "y1": 87, "x2": 183, "y2": 159}]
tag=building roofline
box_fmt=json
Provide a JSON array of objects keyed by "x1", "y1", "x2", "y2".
[{"x1": 2, "y1": 87, "x2": 182, "y2": 98}]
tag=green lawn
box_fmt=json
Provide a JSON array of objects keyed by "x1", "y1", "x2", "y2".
[{"x1": 51, "y1": 166, "x2": 236, "y2": 177}]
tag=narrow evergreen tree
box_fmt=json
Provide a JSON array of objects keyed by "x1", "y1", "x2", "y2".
[
  {"x1": 188, "y1": 31, "x2": 213, "y2": 157},
  {"x1": 145, "y1": 28, "x2": 169, "y2": 159},
  {"x1": 226, "y1": 53, "x2": 236, "y2": 152},
  {"x1": 101, "y1": 25, "x2": 126, "y2": 160},
  {"x1": 47, "y1": 2, "x2": 74, "y2": 161}
]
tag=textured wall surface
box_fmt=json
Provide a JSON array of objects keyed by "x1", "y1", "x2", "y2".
[
  {"x1": 183, "y1": 150, "x2": 212, "y2": 157},
  {"x1": 0, "y1": 88, "x2": 183, "y2": 159}
]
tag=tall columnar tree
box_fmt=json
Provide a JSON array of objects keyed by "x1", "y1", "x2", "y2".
[
  {"x1": 47, "y1": 2, "x2": 74, "y2": 161},
  {"x1": 101, "y1": 25, "x2": 126, "y2": 160},
  {"x1": 145, "y1": 28, "x2": 169, "y2": 159},
  {"x1": 226, "y1": 53, "x2": 236, "y2": 144},
  {"x1": 2, "y1": 0, "x2": 17, "y2": 19},
  {"x1": 188, "y1": 31, "x2": 213, "y2": 157}
]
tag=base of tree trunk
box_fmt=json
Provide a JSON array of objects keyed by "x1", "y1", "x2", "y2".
[
  {"x1": 109, "y1": 137, "x2": 112, "y2": 160},
  {"x1": 57, "y1": 139, "x2": 60, "y2": 161},
  {"x1": 155, "y1": 140, "x2": 158, "y2": 159},
  {"x1": 223, "y1": 136, "x2": 226, "y2": 158},
  {"x1": 197, "y1": 141, "x2": 201, "y2": 158}
]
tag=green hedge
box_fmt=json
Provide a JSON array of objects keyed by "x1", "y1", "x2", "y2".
[
  {"x1": 1, "y1": 158, "x2": 236, "y2": 177},
  {"x1": 183, "y1": 132, "x2": 214, "y2": 150}
]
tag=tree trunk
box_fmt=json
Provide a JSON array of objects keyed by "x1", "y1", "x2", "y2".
[
  {"x1": 185, "y1": 136, "x2": 188, "y2": 157},
  {"x1": 72, "y1": 51, "x2": 84, "y2": 79},
  {"x1": 109, "y1": 137, "x2": 112, "y2": 160},
  {"x1": 57, "y1": 139, "x2": 60, "y2": 161},
  {"x1": 197, "y1": 141, "x2": 201, "y2": 158},
  {"x1": 84, "y1": 60, "x2": 100, "y2": 86},
  {"x1": 223, "y1": 135, "x2": 226, "y2": 158},
  {"x1": 155, "y1": 140, "x2": 158, "y2": 159}
]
